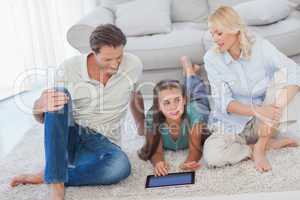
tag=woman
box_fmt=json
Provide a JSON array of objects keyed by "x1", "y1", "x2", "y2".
[
  {"x1": 203, "y1": 6, "x2": 300, "y2": 172},
  {"x1": 138, "y1": 57, "x2": 210, "y2": 176}
]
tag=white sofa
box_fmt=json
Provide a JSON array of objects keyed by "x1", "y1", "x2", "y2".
[{"x1": 66, "y1": 0, "x2": 300, "y2": 95}]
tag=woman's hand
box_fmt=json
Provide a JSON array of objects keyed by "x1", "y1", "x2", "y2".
[
  {"x1": 179, "y1": 161, "x2": 201, "y2": 171},
  {"x1": 154, "y1": 161, "x2": 169, "y2": 176},
  {"x1": 254, "y1": 104, "x2": 282, "y2": 126}
]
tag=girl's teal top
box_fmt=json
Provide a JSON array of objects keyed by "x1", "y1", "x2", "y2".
[{"x1": 145, "y1": 101, "x2": 204, "y2": 151}]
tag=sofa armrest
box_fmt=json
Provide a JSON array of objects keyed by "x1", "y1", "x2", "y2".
[{"x1": 67, "y1": 6, "x2": 114, "y2": 53}]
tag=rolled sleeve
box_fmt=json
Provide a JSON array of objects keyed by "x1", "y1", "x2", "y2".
[
  {"x1": 128, "y1": 54, "x2": 143, "y2": 86},
  {"x1": 123, "y1": 53, "x2": 143, "y2": 94},
  {"x1": 263, "y1": 39, "x2": 300, "y2": 87}
]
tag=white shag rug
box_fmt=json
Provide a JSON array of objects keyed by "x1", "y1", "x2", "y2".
[{"x1": 1, "y1": 113, "x2": 300, "y2": 200}]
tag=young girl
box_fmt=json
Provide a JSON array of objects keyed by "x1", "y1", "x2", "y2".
[{"x1": 138, "y1": 57, "x2": 210, "y2": 176}]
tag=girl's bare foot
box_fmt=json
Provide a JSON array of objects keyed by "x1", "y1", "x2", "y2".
[
  {"x1": 253, "y1": 142, "x2": 272, "y2": 172},
  {"x1": 10, "y1": 171, "x2": 44, "y2": 187},
  {"x1": 50, "y1": 183, "x2": 65, "y2": 200},
  {"x1": 180, "y1": 56, "x2": 195, "y2": 76},
  {"x1": 193, "y1": 64, "x2": 201, "y2": 74},
  {"x1": 267, "y1": 137, "x2": 298, "y2": 150}
]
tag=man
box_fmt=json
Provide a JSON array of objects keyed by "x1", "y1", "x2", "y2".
[{"x1": 10, "y1": 24, "x2": 145, "y2": 200}]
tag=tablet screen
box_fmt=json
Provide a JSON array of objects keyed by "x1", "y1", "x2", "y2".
[{"x1": 145, "y1": 172, "x2": 195, "y2": 188}]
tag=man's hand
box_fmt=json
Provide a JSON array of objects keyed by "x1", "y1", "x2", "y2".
[
  {"x1": 154, "y1": 161, "x2": 169, "y2": 176},
  {"x1": 35, "y1": 89, "x2": 69, "y2": 113}
]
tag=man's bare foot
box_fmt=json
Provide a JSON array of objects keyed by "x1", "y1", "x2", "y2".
[
  {"x1": 10, "y1": 171, "x2": 44, "y2": 187},
  {"x1": 267, "y1": 138, "x2": 298, "y2": 150},
  {"x1": 253, "y1": 143, "x2": 272, "y2": 172},
  {"x1": 50, "y1": 183, "x2": 65, "y2": 200}
]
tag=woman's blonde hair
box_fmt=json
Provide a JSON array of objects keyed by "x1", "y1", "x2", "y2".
[{"x1": 208, "y1": 6, "x2": 255, "y2": 59}]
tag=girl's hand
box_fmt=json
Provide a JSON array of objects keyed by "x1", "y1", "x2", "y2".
[
  {"x1": 179, "y1": 161, "x2": 201, "y2": 171},
  {"x1": 154, "y1": 161, "x2": 169, "y2": 176}
]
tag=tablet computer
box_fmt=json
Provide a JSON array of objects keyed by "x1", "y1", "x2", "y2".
[{"x1": 145, "y1": 171, "x2": 195, "y2": 188}]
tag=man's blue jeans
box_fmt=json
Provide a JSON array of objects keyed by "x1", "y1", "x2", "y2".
[{"x1": 43, "y1": 88, "x2": 131, "y2": 186}]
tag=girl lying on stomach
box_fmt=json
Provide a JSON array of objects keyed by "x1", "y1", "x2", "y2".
[{"x1": 138, "y1": 57, "x2": 210, "y2": 176}]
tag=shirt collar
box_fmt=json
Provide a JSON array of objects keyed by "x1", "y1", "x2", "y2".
[
  {"x1": 82, "y1": 52, "x2": 91, "y2": 82},
  {"x1": 82, "y1": 52, "x2": 125, "y2": 83},
  {"x1": 223, "y1": 50, "x2": 244, "y2": 65},
  {"x1": 223, "y1": 51, "x2": 234, "y2": 65}
]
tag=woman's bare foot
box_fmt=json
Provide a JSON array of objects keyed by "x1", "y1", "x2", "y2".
[
  {"x1": 267, "y1": 138, "x2": 298, "y2": 150},
  {"x1": 10, "y1": 171, "x2": 44, "y2": 187},
  {"x1": 50, "y1": 183, "x2": 65, "y2": 200},
  {"x1": 253, "y1": 142, "x2": 272, "y2": 172}
]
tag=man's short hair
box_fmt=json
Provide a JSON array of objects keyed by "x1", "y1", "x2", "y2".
[{"x1": 89, "y1": 24, "x2": 127, "y2": 53}]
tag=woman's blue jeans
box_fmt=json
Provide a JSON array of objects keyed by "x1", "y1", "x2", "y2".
[{"x1": 43, "y1": 88, "x2": 131, "y2": 186}]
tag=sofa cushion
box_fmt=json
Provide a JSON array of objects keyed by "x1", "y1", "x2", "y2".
[
  {"x1": 125, "y1": 22, "x2": 206, "y2": 71},
  {"x1": 102, "y1": 0, "x2": 210, "y2": 24},
  {"x1": 234, "y1": 0, "x2": 290, "y2": 26},
  {"x1": 249, "y1": 10, "x2": 300, "y2": 57},
  {"x1": 115, "y1": 0, "x2": 172, "y2": 36},
  {"x1": 171, "y1": 0, "x2": 209, "y2": 23},
  {"x1": 207, "y1": 0, "x2": 254, "y2": 11},
  {"x1": 203, "y1": 11, "x2": 300, "y2": 57},
  {"x1": 101, "y1": 0, "x2": 131, "y2": 12}
]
